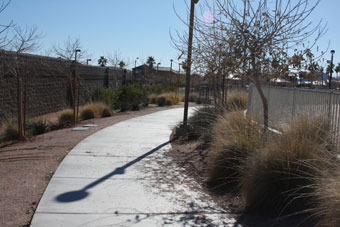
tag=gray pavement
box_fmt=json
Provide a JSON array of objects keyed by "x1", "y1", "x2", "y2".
[{"x1": 30, "y1": 107, "x2": 235, "y2": 227}]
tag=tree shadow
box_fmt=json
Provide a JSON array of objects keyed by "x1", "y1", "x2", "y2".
[{"x1": 55, "y1": 140, "x2": 171, "y2": 203}]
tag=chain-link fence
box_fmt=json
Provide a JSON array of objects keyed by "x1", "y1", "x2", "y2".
[{"x1": 248, "y1": 84, "x2": 340, "y2": 150}]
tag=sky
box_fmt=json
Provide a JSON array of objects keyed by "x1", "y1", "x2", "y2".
[{"x1": 2, "y1": 0, "x2": 340, "y2": 71}]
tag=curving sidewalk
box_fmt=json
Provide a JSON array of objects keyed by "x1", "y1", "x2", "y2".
[{"x1": 30, "y1": 107, "x2": 235, "y2": 227}]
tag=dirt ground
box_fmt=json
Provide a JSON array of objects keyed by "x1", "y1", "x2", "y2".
[{"x1": 0, "y1": 104, "x2": 186, "y2": 227}]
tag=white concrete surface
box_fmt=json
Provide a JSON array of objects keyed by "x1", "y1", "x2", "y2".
[{"x1": 30, "y1": 107, "x2": 236, "y2": 227}]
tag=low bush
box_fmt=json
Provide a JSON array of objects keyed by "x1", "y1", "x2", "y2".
[
  {"x1": 80, "y1": 103, "x2": 112, "y2": 119},
  {"x1": 58, "y1": 109, "x2": 74, "y2": 127},
  {"x1": 0, "y1": 119, "x2": 19, "y2": 141},
  {"x1": 113, "y1": 84, "x2": 144, "y2": 111},
  {"x1": 148, "y1": 94, "x2": 158, "y2": 104},
  {"x1": 207, "y1": 111, "x2": 263, "y2": 188},
  {"x1": 90, "y1": 86, "x2": 114, "y2": 108},
  {"x1": 27, "y1": 120, "x2": 48, "y2": 135},
  {"x1": 101, "y1": 106, "x2": 112, "y2": 118},
  {"x1": 80, "y1": 107, "x2": 95, "y2": 120},
  {"x1": 155, "y1": 93, "x2": 181, "y2": 107},
  {"x1": 239, "y1": 116, "x2": 330, "y2": 216},
  {"x1": 156, "y1": 95, "x2": 167, "y2": 106}
]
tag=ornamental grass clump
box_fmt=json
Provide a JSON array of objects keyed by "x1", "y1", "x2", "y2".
[
  {"x1": 0, "y1": 119, "x2": 19, "y2": 141},
  {"x1": 312, "y1": 164, "x2": 340, "y2": 227},
  {"x1": 239, "y1": 115, "x2": 331, "y2": 217},
  {"x1": 187, "y1": 106, "x2": 221, "y2": 142},
  {"x1": 225, "y1": 90, "x2": 248, "y2": 111},
  {"x1": 27, "y1": 119, "x2": 48, "y2": 135},
  {"x1": 80, "y1": 102, "x2": 111, "y2": 120},
  {"x1": 207, "y1": 111, "x2": 263, "y2": 188},
  {"x1": 58, "y1": 109, "x2": 74, "y2": 127}
]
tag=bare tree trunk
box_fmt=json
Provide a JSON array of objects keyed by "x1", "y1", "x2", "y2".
[
  {"x1": 17, "y1": 75, "x2": 24, "y2": 140},
  {"x1": 222, "y1": 72, "x2": 226, "y2": 106},
  {"x1": 23, "y1": 70, "x2": 27, "y2": 136},
  {"x1": 253, "y1": 75, "x2": 269, "y2": 130},
  {"x1": 212, "y1": 73, "x2": 217, "y2": 107}
]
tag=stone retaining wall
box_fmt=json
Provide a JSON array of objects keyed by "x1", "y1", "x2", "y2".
[{"x1": 0, "y1": 51, "x2": 125, "y2": 125}]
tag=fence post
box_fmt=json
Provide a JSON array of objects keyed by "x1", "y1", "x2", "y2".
[
  {"x1": 247, "y1": 84, "x2": 253, "y2": 118},
  {"x1": 292, "y1": 88, "x2": 296, "y2": 121},
  {"x1": 328, "y1": 90, "x2": 333, "y2": 120}
]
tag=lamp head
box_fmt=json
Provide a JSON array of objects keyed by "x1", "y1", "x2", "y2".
[{"x1": 331, "y1": 50, "x2": 335, "y2": 54}]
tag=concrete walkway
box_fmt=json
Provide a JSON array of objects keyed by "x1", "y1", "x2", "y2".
[{"x1": 30, "y1": 108, "x2": 235, "y2": 227}]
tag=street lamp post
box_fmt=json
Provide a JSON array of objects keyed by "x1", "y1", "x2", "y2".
[
  {"x1": 75, "y1": 49, "x2": 81, "y2": 63},
  {"x1": 183, "y1": 0, "x2": 199, "y2": 126},
  {"x1": 329, "y1": 50, "x2": 335, "y2": 89},
  {"x1": 170, "y1": 59, "x2": 173, "y2": 72},
  {"x1": 135, "y1": 57, "x2": 139, "y2": 68},
  {"x1": 157, "y1": 62, "x2": 161, "y2": 72},
  {"x1": 73, "y1": 49, "x2": 81, "y2": 123}
]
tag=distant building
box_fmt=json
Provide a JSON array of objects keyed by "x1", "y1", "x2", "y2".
[{"x1": 132, "y1": 64, "x2": 182, "y2": 86}]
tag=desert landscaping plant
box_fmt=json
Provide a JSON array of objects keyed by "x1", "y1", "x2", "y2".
[
  {"x1": 80, "y1": 103, "x2": 112, "y2": 120},
  {"x1": 207, "y1": 111, "x2": 263, "y2": 188},
  {"x1": 239, "y1": 116, "x2": 331, "y2": 216},
  {"x1": 90, "y1": 86, "x2": 114, "y2": 108},
  {"x1": 26, "y1": 119, "x2": 49, "y2": 136},
  {"x1": 187, "y1": 106, "x2": 220, "y2": 142},
  {"x1": 225, "y1": 90, "x2": 248, "y2": 111},
  {"x1": 58, "y1": 109, "x2": 74, "y2": 127},
  {"x1": 0, "y1": 119, "x2": 19, "y2": 141},
  {"x1": 312, "y1": 164, "x2": 340, "y2": 227}
]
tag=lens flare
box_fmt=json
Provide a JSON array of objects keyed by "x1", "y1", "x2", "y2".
[{"x1": 202, "y1": 10, "x2": 215, "y2": 24}]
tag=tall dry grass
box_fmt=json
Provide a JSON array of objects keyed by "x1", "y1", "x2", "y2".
[
  {"x1": 312, "y1": 164, "x2": 340, "y2": 227},
  {"x1": 80, "y1": 102, "x2": 112, "y2": 120},
  {"x1": 207, "y1": 111, "x2": 263, "y2": 188},
  {"x1": 239, "y1": 116, "x2": 331, "y2": 216},
  {"x1": 149, "y1": 92, "x2": 182, "y2": 106},
  {"x1": 225, "y1": 90, "x2": 248, "y2": 111},
  {"x1": 187, "y1": 106, "x2": 220, "y2": 142}
]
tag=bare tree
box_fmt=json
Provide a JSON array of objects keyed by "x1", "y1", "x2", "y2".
[
  {"x1": 0, "y1": 0, "x2": 13, "y2": 49},
  {"x1": 51, "y1": 36, "x2": 87, "y2": 61},
  {"x1": 0, "y1": 24, "x2": 42, "y2": 139},
  {"x1": 107, "y1": 50, "x2": 122, "y2": 68},
  {"x1": 174, "y1": 0, "x2": 325, "y2": 129}
]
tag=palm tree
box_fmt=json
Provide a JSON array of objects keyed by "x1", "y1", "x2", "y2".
[
  {"x1": 146, "y1": 56, "x2": 155, "y2": 68},
  {"x1": 119, "y1": 61, "x2": 126, "y2": 69},
  {"x1": 98, "y1": 56, "x2": 107, "y2": 67},
  {"x1": 335, "y1": 63, "x2": 340, "y2": 81}
]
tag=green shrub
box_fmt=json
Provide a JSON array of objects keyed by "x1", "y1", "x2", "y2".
[
  {"x1": 27, "y1": 120, "x2": 48, "y2": 135},
  {"x1": 80, "y1": 108, "x2": 95, "y2": 120},
  {"x1": 90, "y1": 86, "x2": 114, "y2": 108},
  {"x1": 58, "y1": 109, "x2": 74, "y2": 127},
  {"x1": 207, "y1": 111, "x2": 263, "y2": 188},
  {"x1": 113, "y1": 84, "x2": 144, "y2": 111},
  {"x1": 157, "y1": 96, "x2": 167, "y2": 106}
]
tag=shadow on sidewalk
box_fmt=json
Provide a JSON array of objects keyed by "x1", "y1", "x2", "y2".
[{"x1": 55, "y1": 140, "x2": 172, "y2": 203}]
